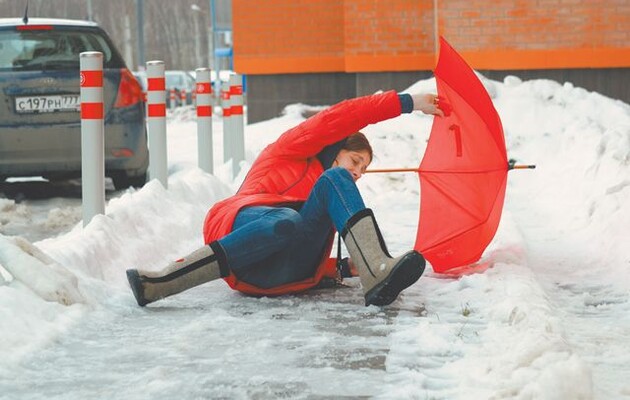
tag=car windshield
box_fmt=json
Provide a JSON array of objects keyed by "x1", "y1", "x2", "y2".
[
  {"x1": 165, "y1": 73, "x2": 185, "y2": 88},
  {"x1": 0, "y1": 28, "x2": 121, "y2": 71}
]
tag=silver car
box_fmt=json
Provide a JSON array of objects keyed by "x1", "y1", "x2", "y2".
[{"x1": 0, "y1": 18, "x2": 148, "y2": 189}]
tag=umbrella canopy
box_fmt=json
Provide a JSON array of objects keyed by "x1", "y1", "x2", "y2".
[{"x1": 414, "y1": 37, "x2": 509, "y2": 273}]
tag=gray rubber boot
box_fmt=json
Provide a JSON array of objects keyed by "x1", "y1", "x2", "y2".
[
  {"x1": 342, "y1": 209, "x2": 425, "y2": 306},
  {"x1": 126, "y1": 242, "x2": 229, "y2": 306}
]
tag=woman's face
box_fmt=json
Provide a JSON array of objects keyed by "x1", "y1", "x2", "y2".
[{"x1": 333, "y1": 149, "x2": 371, "y2": 181}]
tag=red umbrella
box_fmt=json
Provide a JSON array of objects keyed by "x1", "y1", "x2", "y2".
[
  {"x1": 417, "y1": 36, "x2": 511, "y2": 273},
  {"x1": 368, "y1": 37, "x2": 533, "y2": 274}
]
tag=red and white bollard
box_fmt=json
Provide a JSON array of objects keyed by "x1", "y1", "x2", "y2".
[
  {"x1": 169, "y1": 88, "x2": 177, "y2": 109},
  {"x1": 180, "y1": 88, "x2": 187, "y2": 105},
  {"x1": 229, "y1": 74, "x2": 245, "y2": 177},
  {"x1": 146, "y1": 60, "x2": 168, "y2": 189},
  {"x1": 80, "y1": 51, "x2": 105, "y2": 227},
  {"x1": 221, "y1": 81, "x2": 233, "y2": 176},
  {"x1": 195, "y1": 68, "x2": 213, "y2": 174}
]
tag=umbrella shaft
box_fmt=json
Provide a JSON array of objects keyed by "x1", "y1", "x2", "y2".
[
  {"x1": 365, "y1": 168, "x2": 418, "y2": 173},
  {"x1": 366, "y1": 165, "x2": 535, "y2": 174}
]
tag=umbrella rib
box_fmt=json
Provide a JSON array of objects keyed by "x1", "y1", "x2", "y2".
[
  {"x1": 438, "y1": 79, "x2": 506, "y2": 160},
  {"x1": 420, "y1": 176, "x2": 482, "y2": 224},
  {"x1": 421, "y1": 220, "x2": 486, "y2": 254}
]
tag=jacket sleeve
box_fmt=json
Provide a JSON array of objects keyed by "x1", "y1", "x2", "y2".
[{"x1": 271, "y1": 90, "x2": 402, "y2": 158}]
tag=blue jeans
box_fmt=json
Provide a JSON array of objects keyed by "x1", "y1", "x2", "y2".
[{"x1": 217, "y1": 167, "x2": 366, "y2": 288}]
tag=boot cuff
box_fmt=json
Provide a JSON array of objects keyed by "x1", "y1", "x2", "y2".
[
  {"x1": 341, "y1": 208, "x2": 392, "y2": 258},
  {"x1": 209, "y1": 241, "x2": 230, "y2": 278},
  {"x1": 341, "y1": 208, "x2": 374, "y2": 239}
]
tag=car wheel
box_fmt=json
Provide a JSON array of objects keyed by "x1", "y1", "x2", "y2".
[{"x1": 111, "y1": 172, "x2": 146, "y2": 190}]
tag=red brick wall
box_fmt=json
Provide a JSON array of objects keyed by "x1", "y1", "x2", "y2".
[{"x1": 233, "y1": 0, "x2": 630, "y2": 74}]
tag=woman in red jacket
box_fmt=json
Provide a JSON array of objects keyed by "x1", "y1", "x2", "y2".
[{"x1": 127, "y1": 90, "x2": 443, "y2": 307}]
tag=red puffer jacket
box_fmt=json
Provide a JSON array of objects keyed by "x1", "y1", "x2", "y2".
[{"x1": 203, "y1": 90, "x2": 402, "y2": 295}]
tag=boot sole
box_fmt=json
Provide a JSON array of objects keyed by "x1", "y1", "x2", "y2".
[
  {"x1": 365, "y1": 251, "x2": 425, "y2": 306},
  {"x1": 126, "y1": 269, "x2": 149, "y2": 307}
]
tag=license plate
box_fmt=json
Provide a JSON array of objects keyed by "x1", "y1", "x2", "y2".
[{"x1": 15, "y1": 95, "x2": 80, "y2": 114}]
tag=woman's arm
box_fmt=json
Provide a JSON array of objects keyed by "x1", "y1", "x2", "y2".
[
  {"x1": 272, "y1": 91, "x2": 444, "y2": 159},
  {"x1": 272, "y1": 91, "x2": 402, "y2": 159}
]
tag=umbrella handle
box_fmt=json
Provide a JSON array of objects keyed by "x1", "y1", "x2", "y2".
[{"x1": 508, "y1": 159, "x2": 536, "y2": 170}]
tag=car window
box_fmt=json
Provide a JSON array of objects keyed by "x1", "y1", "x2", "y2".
[
  {"x1": 133, "y1": 72, "x2": 147, "y2": 90},
  {"x1": 0, "y1": 28, "x2": 123, "y2": 71}
]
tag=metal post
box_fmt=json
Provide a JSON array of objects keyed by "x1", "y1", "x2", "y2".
[
  {"x1": 146, "y1": 60, "x2": 168, "y2": 189},
  {"x1": 123, "y1": 14, "x2": 134, "y2": 69},
  {"x1": 86, "y1": 0, "x2": 93, "y2": 21},
  {"x1": 210, "y1": 0, "x2": 220, "y2": 99},
  {"x1": 135, "y1": 0, "x2": 145, "y2": 68},
  {"x1": 207, "y1": 31, "x2": 213, "y2": 74},
  {"x1": 80, "y1": 51, "x2": 105, "y2": 227},
  {"x1": 196, "y1": 68, "x2": 213, "y2": 174},
  {"x1": 229, "y1": 74, "x2": 244, "y2": 177},
  {"x1": 192, "y1": 7, "x2": 202, "y2": 69}
]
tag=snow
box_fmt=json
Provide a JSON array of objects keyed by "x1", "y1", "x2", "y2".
[{"x1": 1, "y1": 74, "x2": 629, "y2": 399}]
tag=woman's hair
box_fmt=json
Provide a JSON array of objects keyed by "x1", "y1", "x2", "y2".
[{"x1": 344, "y1": 132, "x2": 373, "y2": 163}]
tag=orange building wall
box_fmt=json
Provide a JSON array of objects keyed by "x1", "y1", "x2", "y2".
[
  {"x1": 438, "y1": 0, "x2": 630, "y2": 69},
  {"x1": 233, "y1": 0, "x2": 630, "y2": 74},
  {"x1": 233, "y1": 0, "x2": 346, "y2": 73},
  {"x1": 343, "y1": 0, "x2": 435, "y2": 71}
]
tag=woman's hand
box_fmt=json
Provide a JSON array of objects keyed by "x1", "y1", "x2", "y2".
[{"x1": 411, "y1": 93, "x2": 444, "y2": 117}]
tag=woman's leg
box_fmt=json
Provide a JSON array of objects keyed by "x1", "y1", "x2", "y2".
[
  {"x1": 295, "y1": 167, "x2": 425, "y2": 306},
  {"x1": 218, "y1": 206, "x2": 303, "y2": 271},
  {"x1": 217, "y1": 167, "x2": 425, "y2": 302},
  {"x1": 219, "y1": 167, "x2": 364, "y2": 273},
  {"x1": 226, "y1": 168, "x2": 365, "y2": 288},
  {"x1": 126, "y1": 206, "x2": 304, "y2": 305},
  {"x1": 298, "y1": 167, "x2": 366, "y2": 233},
  {"x1": 231, "y1": 168, "x2": 368, "y2": 288}
]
